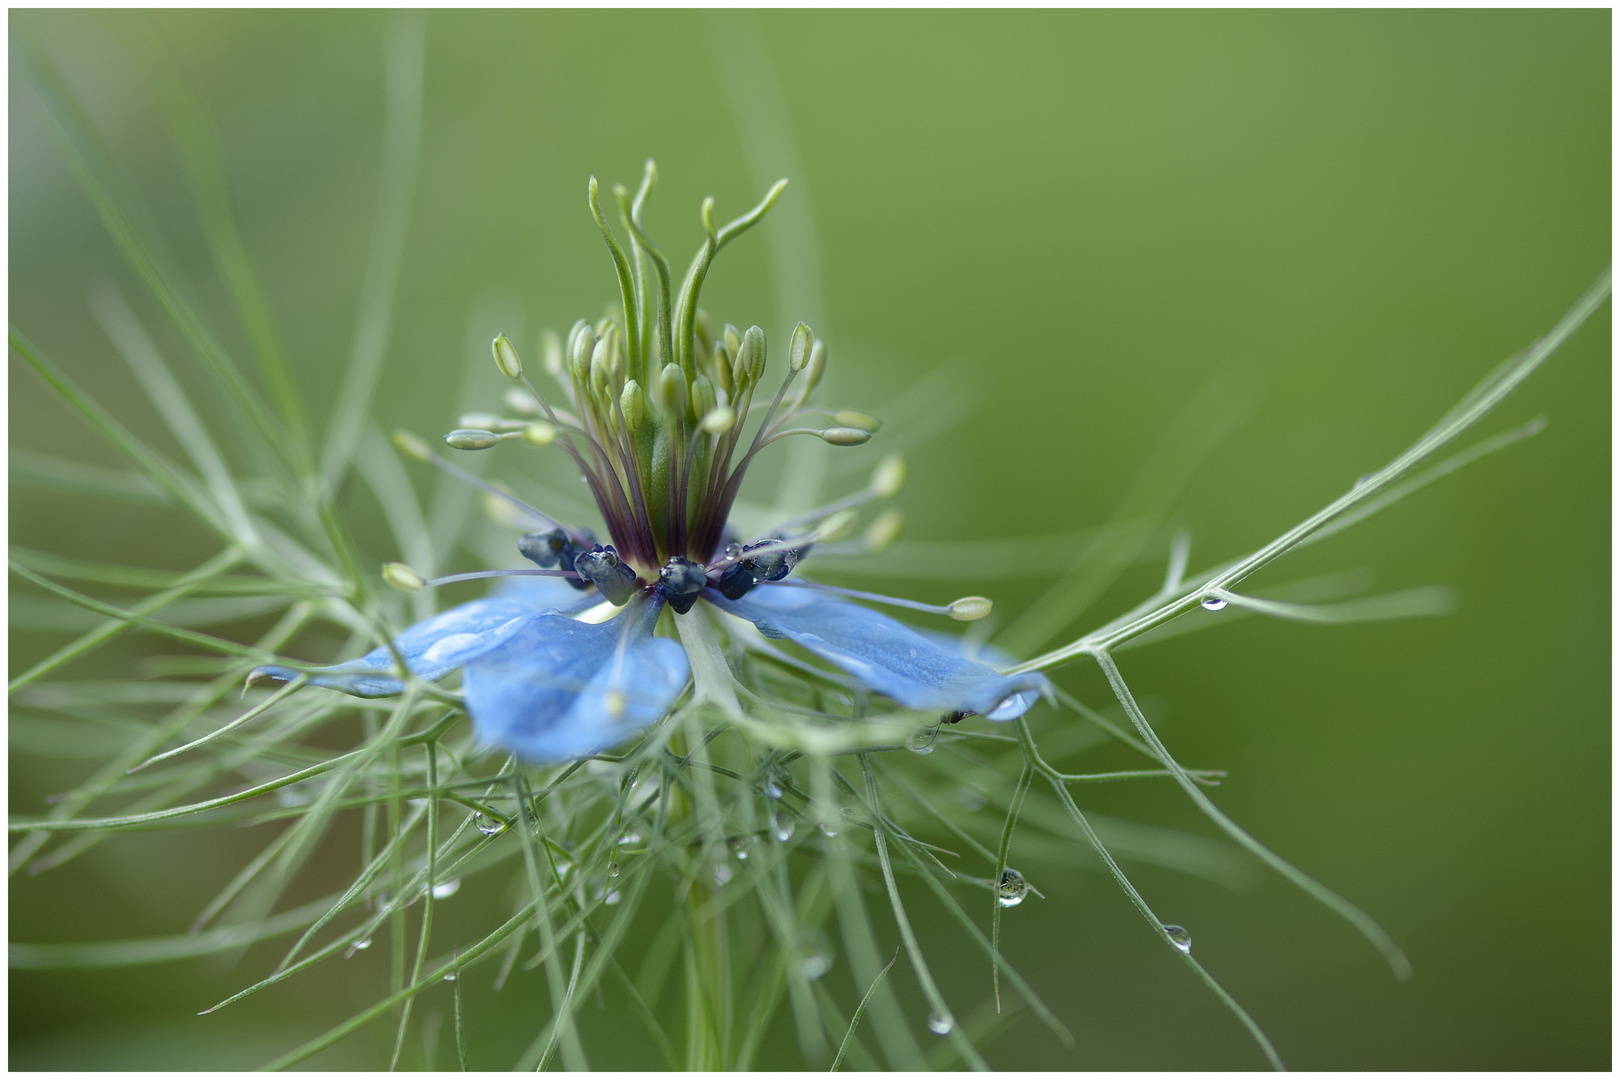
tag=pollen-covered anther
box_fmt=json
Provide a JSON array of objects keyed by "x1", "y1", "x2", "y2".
[
  {"x1": 522, "y1": 422, "x2": 557, "y2": 447},
  {"x1": 657, "y1": 557, "x2": 707, "y2": 614},
  {"x1": 444, "y1": 429, "x2": 509, "y2": 451},
  {"x1": 948, "y1": 596, "x2": 993, "y2": 621},
  {"x1": 818, "y1": 427, "x2": 871, "y2": 446},
  {"x1": 391, "y1": 429, "x2": 433, "y2": 463},
  {"x1": 605, "y1": 689, "x2": 627, "y2": 721},
  {"x1": 382, "y1": 562, "x2": 425, "y2": 592},
  {"x1": 492, "y1": 333, "x2": 523, "y2": 378},
  {"x1": 869, "y1": 453, "x2": 908, "y2": 498}
]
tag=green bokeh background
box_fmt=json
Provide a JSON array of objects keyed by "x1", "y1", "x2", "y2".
[{"x1": 9, "y1": 9, "x2": 1609, "y2": 1070}]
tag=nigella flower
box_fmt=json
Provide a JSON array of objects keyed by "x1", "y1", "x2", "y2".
[{"x1": 253, "y1": 164, "x2": 1048, "y2": 760}]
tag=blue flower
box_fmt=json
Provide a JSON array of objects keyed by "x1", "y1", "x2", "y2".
[{"x1": 252, "y1": 166, "x2": 1048, "y2": 761}]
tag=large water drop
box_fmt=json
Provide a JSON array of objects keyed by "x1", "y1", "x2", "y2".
[
  {"x1": 927, "y1": 1009, "x2": 953, "y2": 1036},
  {"x1": 997, "y1": 867, "x2": 1028, "y2": 908},
  {"x1": 1163, "y1": 924, "x2": 1192, "y2": 953}
]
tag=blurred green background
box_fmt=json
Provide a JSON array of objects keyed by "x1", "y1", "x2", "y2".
[{"x1": 9, "y1": 8, "x2": 1609, "y2": 1070}]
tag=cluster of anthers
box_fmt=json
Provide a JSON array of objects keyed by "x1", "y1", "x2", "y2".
[{"x1": 253, "y1": 164, "x2": 1049, "y2": 760}]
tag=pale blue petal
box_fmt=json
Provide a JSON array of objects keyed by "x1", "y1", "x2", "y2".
[
  {"x1": 250, "y1": 587, "x2": 581, "y2": 698},
  {"x1": 706, "y1": 585, "x2": 1048, "y2": 719},
  {"x1": 463, "y1": 600, "x2": 689, "y2": 762}
]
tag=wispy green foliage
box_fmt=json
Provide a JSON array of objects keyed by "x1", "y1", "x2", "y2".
[{"x1": 6, "y1": 11, "x2": 1608, "y2": 1073}]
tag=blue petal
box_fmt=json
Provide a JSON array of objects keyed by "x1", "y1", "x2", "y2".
[
  {"x1": 706, "y1": 585, "x2": 1049, "y2": 720},
  {"x1": 463, "y1": 599, "x2": 689, "y2": 762},
  {"x1": 250, "y1": 585, "x2": 584, "y2": 698}
]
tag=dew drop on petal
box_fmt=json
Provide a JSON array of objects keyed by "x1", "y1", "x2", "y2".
[
  {"x1": 818, "y1": 822, "x2": 838, "y2": 838},
  {"x1": 1163, "y1": 924, "x2": 1192, "y2": 953},
  {"x1": 1200, "y1": 596, "x2": 1227, "y2": 611},
  {"x1": 997, "y1": 867, "x2": 1028, "y2": 908},
  {"x1": 431, "y1": 879, "x2": 461, "y2": 900},
  {"x1": 927, "y1": 1009, "x2": 954, "y2": 1036},
  {"x1": 609, "y1": 861, "x2": 621, "y2": 878},
  {"x1": 772, "y1": 812, "x2": 794, "y2": 843},
  {"x1": 731, "y1": 839, "x2": 749, "y2": 861},
  {"x1": 761, "y1": 777, "x2": 783, "y2": 800},
  {"x1": 353, "y1": 937, "x2": 372, "y2": 951},
  {"x1": 474, "y1": 813, "x2": 506, "y2": 836}
]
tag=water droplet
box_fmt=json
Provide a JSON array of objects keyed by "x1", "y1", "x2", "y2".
[
  {"x1": 604, "y1": 889, "x2": 621, "y2": 905},
  {"x1": 760, "y1": 776, "x2": 783, "y2": 800},
  {"x1": 957, "y1": 788, "x2": 986, "y2": 812},
  {"x1": 474, "y1": 813, "x2": 506, "y2": 836},
  {"x1": 997, "y1": 867, "x2": 1028, "y2": 908},
  {"x1": 927, "y1": 1009, "x2": 954, "y2": 1035},
  {"x1": 818, "y1": 822, "x2": 838, "y2": 838},
  {"x1": 1163, "y1": 924, "x2": 1192, "y2": 953},
  {"x1": 617, "y1": 831, "x2": 640, "y2": 845},
  {"x1": 608, "y1": 861, "x2": 621, "y2": 878},
  {"x1": 906, "y1": 727, "x2": 938, "y2": 754},
  {"x1": 772, "y1": 812, "x2": 794, "y2": 843},
  {"x1": 799, "y1": 938, "x2": 832, "y2": 981},
  {"x1": 431, "y1": 879, "x2": 461, "y2": 900},
  {"x1": 1355, "y1": 472, "x2": 1376, "y2": 488},
  {"x1": 353, "y1": 937, "x2": 372, "y2": 951},
  {"x1": 731, "y1": 839, "x2": 749, "y2": 861},
  {"x1": 1200, "y1": 596, "x2": 1227, "y2": 611},
  {"x1": 443, "y1": 972, "x2": 458, "y2": 982},
  {"x1": 714, "y1": 862, "x2": 733, "y2": 886}
]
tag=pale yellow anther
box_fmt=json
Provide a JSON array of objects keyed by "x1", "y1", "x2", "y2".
[
  {"x1": 834, "y1": 410, "x2": 881, "y2": 433},
  {"x1": 870, "y1": 454, "x2": 907, "y2": 498},
  {"x1": 815, "y1": 507, "x2": 859, "y2": 543},
  {"x1": 492, "y1": 334, "x2": 522, "y2": 378},
  {"x1": 382, "y1": 562, "x2": 425, "y2": 592},
  {"x1": 605, "y1": 689, "x2": 627, "y2": 721},
  {"x1": 392, "y1": 430, "x2": 433, "y2": 463},
  {"x1": 948, "y1": 596, "x2": 993, "y2": 621},
  {"x1": 505, "y1": 388, "x2": 542, "y2": 416},
  {"x1": 863, "y1": 510, "x2": 903, "y2": 552},
  {"x1": 459, "y1": 412, "x2": 503, "y2": 430},
  {"x1": 700, "y1": 406, "x2": 736, "y2": 435},
  {"x1": 523, "y1": 422, "x2": 557, "y2": 447}
]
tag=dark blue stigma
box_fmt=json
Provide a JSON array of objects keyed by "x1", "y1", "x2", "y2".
[
  {"x1": 572, "y1": 545, "x2": 639, "y2": 605},
  {"x1": 713, "y1": 537, "x2": 809, "y2": 601},
  {"x1": 658, "y1": 557, "x2": 708, "y2": 614}
]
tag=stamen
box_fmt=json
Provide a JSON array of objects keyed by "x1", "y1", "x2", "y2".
[
  {"x1": 392, "y1": 431, "x2": 579, "y2": 540},
  {"x1": 418, "y1": 568, "x2": 581, "y2": 588},
  {"x1": 761, "y1": 579, "x2": 993, "y2": 620}
]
